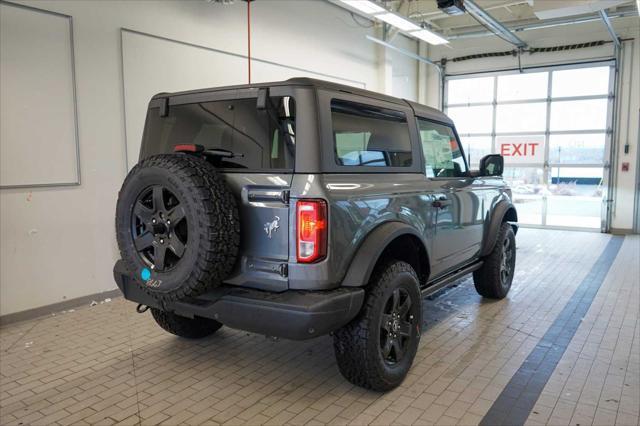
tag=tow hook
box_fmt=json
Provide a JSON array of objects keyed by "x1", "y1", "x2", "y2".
[{"x1": 136, "y1": 304, "x2": 149, "y2": 313}]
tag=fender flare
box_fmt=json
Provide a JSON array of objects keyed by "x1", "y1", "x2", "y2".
[
  {"x1": 342, "y1": 222, "x2": 428, "y2": 287},
  {"x1": 480, "y1": 201, "x2": 518, "y2": 257}
]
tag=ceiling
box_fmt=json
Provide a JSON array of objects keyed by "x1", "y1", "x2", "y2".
[{"x1": 376, "y1": 0, "x2": 637, "y2": 37}]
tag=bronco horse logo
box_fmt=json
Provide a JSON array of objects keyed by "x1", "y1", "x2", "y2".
[{"x1": 264, "y1": 216, "x2": 280, "y2": 239}]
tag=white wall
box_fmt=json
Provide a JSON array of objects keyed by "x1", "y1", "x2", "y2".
[
  {"x1": 425, "y1": 17, "x2": 640, "y2": 232},
  {"x1": 0, "y1": 0, "x2": 421, "y2": 316}
]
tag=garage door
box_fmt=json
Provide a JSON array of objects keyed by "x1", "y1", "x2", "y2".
[{"x1": 445, "y1": 62, "x2": 614, "y2": 230}]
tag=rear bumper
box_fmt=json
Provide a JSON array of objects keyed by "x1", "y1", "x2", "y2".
[{"x1": 113, "y1": 260, "x2": 364, "y2": 340}]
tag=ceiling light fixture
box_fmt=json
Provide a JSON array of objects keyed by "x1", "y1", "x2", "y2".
[
  {"x1": 411, "y1": 29, "x2": 449, "y2": 45},
  {"x1": 337, "y1": 0, "x2": 448, "y2": 45},
  {"x1": 376, "y1": 12, "x2": 422, "y2": 31},
  {"x1": 339, "y1": 0, "x2": 385, "y2": 15}
]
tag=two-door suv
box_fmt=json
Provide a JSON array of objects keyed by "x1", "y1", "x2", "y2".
[{"x1": 114, "y1": 78, "x2": 518, "y2": 391}]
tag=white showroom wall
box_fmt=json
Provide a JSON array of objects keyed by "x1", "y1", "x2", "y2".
[
  {"x1": 0, "y1": 0, "x2": 420, "y2": 316},
  {"x1": 424, "y1": 16, "x2": 640, "y2": 232}
]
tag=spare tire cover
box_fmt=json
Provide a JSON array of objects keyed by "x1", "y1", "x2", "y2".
[{"x1": 116, "y1": 154, "x2": 239, "y2": 303}]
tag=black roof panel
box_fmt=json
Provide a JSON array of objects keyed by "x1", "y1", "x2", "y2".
[{"x1": 152, "y1": 77, "x2": 452, "y2": 125}]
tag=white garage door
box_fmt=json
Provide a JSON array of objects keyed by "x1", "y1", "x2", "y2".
[{"x1": 445, "y1": 62, "x2": 614, "y2": 230}]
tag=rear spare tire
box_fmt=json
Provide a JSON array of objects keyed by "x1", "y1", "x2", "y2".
[{"x1": 116, "y1": 154, "x2": 239, "y2": 303}]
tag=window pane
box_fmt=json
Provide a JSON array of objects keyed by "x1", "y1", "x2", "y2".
[
  {"x1": 549, "y1": 99, "x2": 608, "y2": 131},
  {"x1": 547, "y1": 167, "x2": 603, "y2": 228},
  {"x1": 460, "y1": 136, "x2": 491, "y2": 166},
  {"x1": 447, "y1": 76, "x2": 494, "y2": 104},
  {"x1": 503, "y1": 166, "x2": 545, "y2": 225},
  {"x1": 496, "y1": 102, "x2": 546, "y2": 133},
  {"x1": 549, "y1": 134, "x2": 606, "y2": 164},
  {"x1": 497, "y1": 72, "x2": 548, "y2": 101},
  {"x1": 446, "y1": 105, "x2": 493, "y2": 134},
  {"x1": 418, "y1": 119, "x2": 467, "y2": 178},
  {"x1": 552, "y1": 66, "x2": 610, "y2": 97},
  {"x1": 141, "y1": 97, "x2": 295, "y2": 170},
  {"x1": 331, "y1": 99, "x2": 412, "y2": 167}
]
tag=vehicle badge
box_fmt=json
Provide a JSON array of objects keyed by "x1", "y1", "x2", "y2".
[{"x1": 264, "y1": 216, "x2": 280, "y2": 239}]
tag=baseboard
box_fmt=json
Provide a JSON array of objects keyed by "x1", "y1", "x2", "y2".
[
  {"x1": 0, "y1": 289, "x2": 122, "y2": 326},
  {"x1": 610, "y1": 227, "x2": 636, "y2": 235}
]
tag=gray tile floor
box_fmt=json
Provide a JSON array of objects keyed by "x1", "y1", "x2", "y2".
[{"x1": 1, "y1": 229, "x2": 638, "y2": 425}]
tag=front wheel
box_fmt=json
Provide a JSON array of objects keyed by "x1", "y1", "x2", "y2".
[
  {"x1": 474, "y1": 222, "x2": 516, "y2": 299},
  {"x1": 150, "y1": 308, "x2": 222, "y2": 339},
  {"x1": 333, "y1": 261, "x2": 422, "y2": 391}
]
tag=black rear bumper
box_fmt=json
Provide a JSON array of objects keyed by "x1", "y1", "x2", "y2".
[{"x1": 113, "y1": 260, "x2": 364, "y2": 340}]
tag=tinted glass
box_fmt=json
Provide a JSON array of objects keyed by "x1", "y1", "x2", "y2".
[
  {"x1": 332, "y1": 100, "x2": 412, "y2": 167},
  {"x1": 141, "y1": 97, "x2": 295, "y2": 170},
  {"x1": 418, "y1": 119, "x2": 467, "y2": 178}
]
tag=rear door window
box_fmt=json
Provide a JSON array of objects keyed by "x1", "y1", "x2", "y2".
[
  {"x1": 331, "y1": 99, "x2": 412, "y2": 168},
  {"x1": 141, "y1": 96, "x2": 295, "y2": 171},
  {"x1": 418, "y1": 118, "x2": 467, "y2": 178}
]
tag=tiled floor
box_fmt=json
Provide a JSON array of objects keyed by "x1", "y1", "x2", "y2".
[{"x1": 1, "y1": 229, "x2": 638, "y2": 426}]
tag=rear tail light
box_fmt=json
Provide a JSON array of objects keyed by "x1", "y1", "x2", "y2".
[{"x1": 296, "y1": 200, "x2": 327, "y2": 263}]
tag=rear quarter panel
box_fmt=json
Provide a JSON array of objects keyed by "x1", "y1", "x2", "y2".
[{"x1": 287, "y1": 173, "x2": 433, "y2": 289}]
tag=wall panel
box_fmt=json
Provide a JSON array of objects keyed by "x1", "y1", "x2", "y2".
[{"x1": 0, "y1": 3, "x2": 79, "y2": 187}]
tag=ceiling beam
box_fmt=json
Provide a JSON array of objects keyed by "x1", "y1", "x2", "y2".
[
  {"x1": 463, "y1": 0, "x2": 528, "y2": 48},
  {"x1": 598, "y1": 9, "x2": 621, "y2": 48},
  {"x1": 447, "y1": 5, "x2": 636, "y2": 40}
]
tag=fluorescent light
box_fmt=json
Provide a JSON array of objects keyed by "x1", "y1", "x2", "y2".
[
  {"x1": 377, "y1": 12, "x2": 422, "y2": 32},
  {"x1": 337, "y1": 0, "x2": 449, "y2": 46},
  {"x1": 339, "y1": 0, "x2": 385, "y2": 15},
  {"x1": 410, "y1": 29, "x2": 449, "y2": 45}
]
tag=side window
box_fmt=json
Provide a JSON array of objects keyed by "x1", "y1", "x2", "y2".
[
  {"x1": 417, "y1": 118, "x2": 467, "y2": 178},
  {"x1": 332, "y1": 99, "x2": 412, "y2": 167}
]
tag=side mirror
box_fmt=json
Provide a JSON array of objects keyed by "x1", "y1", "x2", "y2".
[{"x1": 479, "y1": 154, "x2": 504, "y2": 176}]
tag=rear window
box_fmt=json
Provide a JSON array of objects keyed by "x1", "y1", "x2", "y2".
[
  {"x1": 331, "y1": 99, "x2": 412, "y2": 167},
  {"x1": 141, "y1": 96, "x2": 295, "y2": 170}
]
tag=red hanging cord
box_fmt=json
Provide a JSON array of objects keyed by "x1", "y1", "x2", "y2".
[{"x1": 247, "y1": 0, "x2": 251, "y2": 84}]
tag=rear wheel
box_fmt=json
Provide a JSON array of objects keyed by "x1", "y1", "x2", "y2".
[
  {"x1": 333, "y1": 261, "x2": 421, "y2": 391},
  {"x1": 150, "y1": 308, "x2": 222, "y2": 339},
  {"x1": 474, "y1": 222, "x2": 516, "y2": 299}
]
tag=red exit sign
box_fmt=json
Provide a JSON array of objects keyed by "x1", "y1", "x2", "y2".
[
  {"x1": 501, "y1": 143, "x2": 540, "y2": 157},
  {"x1": 496, "y1": 136, "x2": 545, "y2": 164}
]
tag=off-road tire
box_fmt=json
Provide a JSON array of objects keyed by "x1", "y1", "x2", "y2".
[
  {"x1": 116, "y1": 154, "x2": 239, "y2": 303},
  {"x1": 333, "y1": 261, "x2": 422, "y2": 391},
  {"x1": 474, "y1": 222, "x2": 516, "y2": 299},
  {"x1": 150, "y1": 308, "x2": 222, "y2": 338}
]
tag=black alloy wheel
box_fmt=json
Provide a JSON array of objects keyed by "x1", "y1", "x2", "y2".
[
  {"x1": 131, "y1": 185, "x2": 188, "y2": 272},
  {"x1": 333, "y1": 261, "x2": 422, "y2": 391},
  {"x1": 379, "y1": 287, "x2": 415, "y2": 365},
  {"x1": 499, "y1": 232, "x2": 515, "y2": 290}
]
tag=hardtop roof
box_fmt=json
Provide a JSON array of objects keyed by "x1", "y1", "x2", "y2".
[{"x1": 153, "y1": 77, "x2": 452, "y2": 125}]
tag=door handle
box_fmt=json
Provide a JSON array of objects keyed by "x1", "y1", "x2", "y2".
[{"x1": 432, "y1": 197, "x2": 452, "y2": 209}]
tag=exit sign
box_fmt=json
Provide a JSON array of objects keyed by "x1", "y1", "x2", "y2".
[{"x1": 496, "y1": 135, "x2": 545, "y2": 164}]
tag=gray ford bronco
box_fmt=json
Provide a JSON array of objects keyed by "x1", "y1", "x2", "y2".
[{"x1": 114, "y1": 78, "x2": 518, "y2": 391}]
